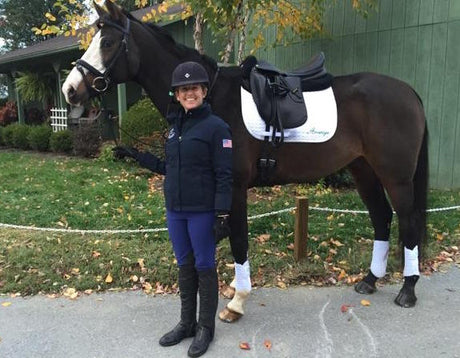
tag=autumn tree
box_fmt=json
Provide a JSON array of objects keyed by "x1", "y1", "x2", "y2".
[
  {"x1": 0, "y1": 0, "x2": 85, "y2": 50},
  {"x1": 38, "y1": 0, "x2": 375, "y2": 63},
  {"x1": 140, "y1": 0, "x2": 376, "y2": 63}
]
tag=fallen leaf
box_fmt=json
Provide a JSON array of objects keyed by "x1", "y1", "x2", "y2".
[
  {"x1": 239, "y1": 342, "x2": 251, "y2": 350},
  {"x1": 105, "y1": 273, "x2": 113, "y2": 283},
  {"x1": 361, "y1": 299, "x2": 371, "y2": 306},
  {"x1": 1, "y1": 302, "x2": 12, "y2": 307},
  {"x1": 276, "y1": 281, "x2": 287, "y2": 289},
  {"x1": 338, "y1": 269, "x2": 347, "y2": 280},
  {"x1": 143, "y1": 282, "x2": 153, "y2": 293},
  {"x1": 264, "y1": 339, "x2": 272, "y2": 351},
  {"x1": 256, "y1": 234, "x2": 271, "y2": 243},
  {"x1": 330, "y1": 239, "x2": 344, "y2": 247},
  {"x1": 63, "y1": 287, "x2": 78, "y2": 299},
  {"x1": 340, "y1": 304, "x2": 354, "y2": 313}
]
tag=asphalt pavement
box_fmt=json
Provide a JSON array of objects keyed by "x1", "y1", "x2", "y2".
[{"x1": 1, "y1": 265, "x2": 459, "y2": 358}]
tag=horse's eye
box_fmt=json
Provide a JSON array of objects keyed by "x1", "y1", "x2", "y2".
[{"x1": 101, "y1": 38, "x2": 114, "y2": 49}]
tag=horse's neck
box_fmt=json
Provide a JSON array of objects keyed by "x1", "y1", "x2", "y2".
[
  {"x1": 131, "y1": 24, "x2": 206, "y2": 117},
  {"x1": 133, "y1": 52, "x2": 175, "y2": 117}
]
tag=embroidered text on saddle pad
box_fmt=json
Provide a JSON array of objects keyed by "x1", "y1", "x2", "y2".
[{"x1": 241, "y1": 86, "x2": 338, "y2": 143}]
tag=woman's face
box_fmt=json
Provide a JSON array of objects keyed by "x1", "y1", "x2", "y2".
[{"x1": 175, "y1": 84, "x2": 207, "y2": 112}]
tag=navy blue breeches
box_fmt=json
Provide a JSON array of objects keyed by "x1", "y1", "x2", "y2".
[{"x1": 166, "y1": 210, "x2": 216, "y2": 271}]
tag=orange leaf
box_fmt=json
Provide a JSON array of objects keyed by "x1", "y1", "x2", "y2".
[
  {"x1": 239, "y1": 342, "x2": 251, "y2": 350},
  {"x1": 338, "y1": 269, "x2": 347, "y2": 280},
  {"x1": 264, "y1": 339, "x2": 272, "y2": 351},
  {"x1": 360, "y1": 299, "x2": 371, "y2": 306}
]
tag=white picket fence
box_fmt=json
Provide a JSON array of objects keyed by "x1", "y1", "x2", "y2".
[{"x1": 50, "y1": 108, "x2": 68, "y2": 132}]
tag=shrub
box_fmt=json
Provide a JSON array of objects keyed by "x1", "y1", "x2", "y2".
[
  {"x1": 120, "y1": 97, "x2": 167, "y2": 146},
  {"x1": 95, "y1": 142, "x2": 117, "y2": 162},
  {"x1": 72, "y1": 122, "x2": 101, "y2": 157},
  {"x1": 25, "y1": 107, "x2": 46, "y2": 126},
  {"x1": 50, "y1": 130, "x2": 73, "y2": 153},
  {"x1": 0, "y1": 126, "x2": 3, "y2": 146},
  {"x1": 0, "y1": 101, "x2": 18, "y2": 126},
  {"x1": 2, "y1": 124, "x2": 15, "y2": 146},
  {"x1": 323, "y1": 168, "x2": 355, "y2": 188},
  {"x1": 136, "y1": 131, "x2": 166, "y2": 159},
  {"x1": 28, "y1": 124, "x2": 52, "y2": 151},
  {"x1": 11, "y1": 123, "x2": 30, "y2": 149}
]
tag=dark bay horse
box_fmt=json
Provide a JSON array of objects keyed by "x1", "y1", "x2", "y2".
[{"x1": 62, "y1": 1, "x2": 428, "y2": 320}]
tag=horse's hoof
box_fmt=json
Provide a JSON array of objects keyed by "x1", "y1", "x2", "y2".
[
  {"x1": 354, "y1": 280, "x2": 376, "y2": 294},
  {"x1": 220, "y1": 285, "x2": 235, "y2": 299},
  {"x1": 218, "y1": 307, "x2": 243, "y2": 323},
  {"x1": 394, "y1": 291, "x2": 417, "y2": 308}
]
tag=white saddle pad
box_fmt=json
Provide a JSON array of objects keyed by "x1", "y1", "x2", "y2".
[{"x1": 241, "y1": 86, "x2": 338, "y2": 143}]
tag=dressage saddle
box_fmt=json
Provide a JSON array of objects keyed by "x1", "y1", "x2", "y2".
[{"x1": 241, "y1": 52, "x2": 333, "y2": 146}]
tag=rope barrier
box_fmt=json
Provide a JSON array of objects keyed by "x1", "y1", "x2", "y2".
[{"x1": 0, "y1": 204, "x2": 459, "y2": 235}]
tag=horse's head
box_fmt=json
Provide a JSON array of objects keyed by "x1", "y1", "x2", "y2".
[{"x1": 62, "y1": 0, "x2": 139, "y2": 106}]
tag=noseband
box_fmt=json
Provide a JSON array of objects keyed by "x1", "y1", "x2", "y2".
[{"x1": 75, "y1": 18, "x2": 131, "y2": 94}]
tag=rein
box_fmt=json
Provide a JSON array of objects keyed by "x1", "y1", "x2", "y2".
[{"x1": 76, "y1": 18, "x2": 131, "y2": 94}]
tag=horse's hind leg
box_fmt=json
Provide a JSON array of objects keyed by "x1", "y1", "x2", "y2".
[
  {"x1": 385, "y1": 181, "x2": 424, "y2": 307},
  {"x1": 347, "y1": 159, "x2": 393, "y2": 294}
]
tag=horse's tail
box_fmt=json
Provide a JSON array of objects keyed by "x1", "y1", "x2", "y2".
[{"x1": 414, "y1": 122, "x2": 429, "y2": 257}]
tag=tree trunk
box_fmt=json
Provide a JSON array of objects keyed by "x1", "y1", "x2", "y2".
[
  {"x1": 193, "y1": 12, "x2": 204, "y2": 54},
  {"x1": 222, "y1": 36, "x2": 235, "y2": 64},
  {"x1": 237, "y1": 11, "x2": 250, "y2": 65},
  {"x1": 221, "y1": 0, "x2": 244, "y2": 64}
]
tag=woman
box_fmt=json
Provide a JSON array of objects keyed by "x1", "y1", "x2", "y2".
[{"x1": 114, "y1": 61, "x2": 232, "y2": 357}]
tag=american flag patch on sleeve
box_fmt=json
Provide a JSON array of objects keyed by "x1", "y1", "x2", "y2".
[{"x1": 222, "y1": 139, "x2": 232, "y2": 148}]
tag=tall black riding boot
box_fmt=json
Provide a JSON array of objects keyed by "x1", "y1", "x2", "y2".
[
  {"x1": 159, "y1": 254, "x2": 198, "y2": 347},
  {"x1": 187, "y1": 268, "x2": 218, "y2": 357}
]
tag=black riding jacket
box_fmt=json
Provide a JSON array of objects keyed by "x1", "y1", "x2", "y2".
[{"x1": 137, "y1": 102, "x2": 233, "y2": 213}]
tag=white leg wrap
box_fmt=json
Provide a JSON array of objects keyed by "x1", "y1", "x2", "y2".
[
  {"x1": 227, "y1": 261, "x2": 251, "y2": 315},
  {"x1": 235, "y1": 260, "x2": 251, "y2": 292},
  {"x1": 403, "y1": 245, "x2": 420, "y2": 277},
  {"x1": 370, "y1": 240, "x2": 390, "y2": 278}
]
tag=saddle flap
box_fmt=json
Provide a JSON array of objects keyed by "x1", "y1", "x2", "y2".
[{"x1": 249, "y1": 67, "x2": 307, "y2": 131}]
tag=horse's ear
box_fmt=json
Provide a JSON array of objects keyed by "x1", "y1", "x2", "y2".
[
  {"x1": 104, "y1": 0, "x2": 125, "y2": 22},
  {"x1": 93, "y1": 0, "x2": 106, "y2": 18}
]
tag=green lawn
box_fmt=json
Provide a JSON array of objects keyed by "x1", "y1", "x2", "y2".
[{"x1": 0, "y1": 149, "x2": 459, "y2": 295}]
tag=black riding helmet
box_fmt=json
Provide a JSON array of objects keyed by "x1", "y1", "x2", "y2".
[{"x1": 171, "y1": 61, "x2": 209, "y2": 89}]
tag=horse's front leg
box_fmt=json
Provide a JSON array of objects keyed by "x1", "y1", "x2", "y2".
[{"x1": 219, "y1": 186, "x2": 251, "y2": 323}]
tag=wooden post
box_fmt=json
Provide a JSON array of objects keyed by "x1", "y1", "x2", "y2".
[{"x1": 294, "y1": 196, "x2": 308, "y2": 261}]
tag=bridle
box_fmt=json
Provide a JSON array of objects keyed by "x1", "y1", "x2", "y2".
[{"x1": 75, "y1": 17, "x2": 131, "y2": 94}]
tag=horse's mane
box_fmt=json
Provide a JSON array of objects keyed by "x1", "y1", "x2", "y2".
[{"x1": 124, "y1": 11, "x2": 218, "y2": 71}]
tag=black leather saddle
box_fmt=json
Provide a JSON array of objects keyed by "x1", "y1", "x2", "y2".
[{"x1": 241, "y1": 52, "x2": 333, "y2": 146}]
